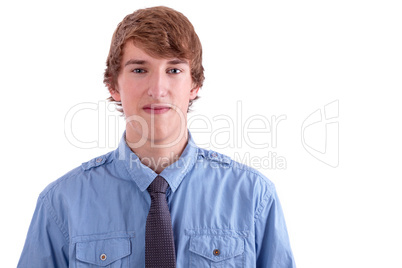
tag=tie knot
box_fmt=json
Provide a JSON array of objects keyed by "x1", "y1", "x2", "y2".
[{"x1": 147, "y1": 175, "x2": 169, "y2": 194}]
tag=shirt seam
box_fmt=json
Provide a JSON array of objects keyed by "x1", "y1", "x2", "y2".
[
  {"x1": 231, "y1": 161, "x2": 264, "y2": 177},
  {"x1": 185, "y1": 228, "x2": 249, "y2": 237},
  {"x1": 176, "y1": 147, "x2": 198, "y2": 185},
  {"x1": 198, "y1": 148, "x2": 264, "y2": 176},
  {"x1": 40, "y1": 194, "x2": 70, "y2": 244},
  {"x1": 41, "y1": 158, "x2": 115, "y2": 198},
  {"x1": 197, "y1": 148, "x2": 232, "y2": 167},
  {"x1": 253, "y1": 175, "x2": 274, "y2": 223},
  {"x1": 231, "y1": 160, "x2": 275, "y2": 223},
  {"x1": 40, "y1": 168, "x2": 81, "y2": 197}
]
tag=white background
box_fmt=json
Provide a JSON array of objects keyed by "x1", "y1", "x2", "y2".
[{"x1": 1, "y1": 0, "x2": 401, "y2": 267}]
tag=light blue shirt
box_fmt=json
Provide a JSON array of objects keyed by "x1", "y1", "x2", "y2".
[{"x1": 18, "y1": 131, "x2": 295, "y2": 267}]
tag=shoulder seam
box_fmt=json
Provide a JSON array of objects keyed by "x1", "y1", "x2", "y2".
[
  {"x1": 40, "y1": 167, "x2": 82, "y2": 198},
  {"x1": 231, "y1": 160, "x2": 267, "y2": 179}
]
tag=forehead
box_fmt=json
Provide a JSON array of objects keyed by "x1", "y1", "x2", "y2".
[
  {"x1": 121, "y1": 42, "x2": 151, "y2": 60},
  {"x1": 121, "y1": 41, "x2": 189, "y2": 65}
]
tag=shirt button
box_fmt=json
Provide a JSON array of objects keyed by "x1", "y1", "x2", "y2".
[
  {"x1": 100, "y1": 253, "x2": 107, "y2": 261},
  {"x1": 213, "y1": 249, "x2": 220, "y2": 256},
  {"x1": 211, "y1": 153, "x2": 217, "y2": 158},
  {"x1": 96, "y1": 157, "x2": 102, "y2": 163}
]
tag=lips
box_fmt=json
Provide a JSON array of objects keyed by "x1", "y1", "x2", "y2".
[{"x1": 143, "y1": 104, "x2": 171, "y2": 114}]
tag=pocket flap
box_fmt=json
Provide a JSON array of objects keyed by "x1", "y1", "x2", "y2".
[
  {"x1": 76, "y1": 238, "x2": 131, "y2": 266},
  {"x1": 189, "y1": 235, "x2": 244, "y2": 262}
]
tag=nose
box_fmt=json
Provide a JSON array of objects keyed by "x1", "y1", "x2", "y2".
[{"x1": 147, "y1": 70, "x2": 168, "y2": 99}]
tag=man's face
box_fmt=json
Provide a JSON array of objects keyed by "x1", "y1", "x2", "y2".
[{"x1": 110, "y1": 42, "x2": 199, "y2": 147}]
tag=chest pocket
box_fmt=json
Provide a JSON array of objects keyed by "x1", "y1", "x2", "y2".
[
  {"x1": 189, "y1": 235, "x2": 244, "y2": 267},
  {"x1": 76, "y1": 237, "x2": 131, "y2": 267}
]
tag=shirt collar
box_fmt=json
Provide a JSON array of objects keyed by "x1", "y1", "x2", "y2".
[{"x1": 114, "y1": 130, "x2": 198, "y2": 193}]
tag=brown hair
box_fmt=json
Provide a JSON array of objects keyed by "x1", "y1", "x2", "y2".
[{"x1": 104, "y1": 6, "x2": 204, "y2": 113}]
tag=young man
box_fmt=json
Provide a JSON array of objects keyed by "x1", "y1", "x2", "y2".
[{"x1": 18, "y1": 6, "x2": 296, "y2": 267}]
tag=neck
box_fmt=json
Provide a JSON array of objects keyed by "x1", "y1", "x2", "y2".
[{"x1": 125, "y1": 127, "x2": 189, "y2": 174}]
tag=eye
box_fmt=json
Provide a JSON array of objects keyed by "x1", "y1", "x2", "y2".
[
  {"x1": 167, "y1": 68, "x2": 182, "y2": 74},
  {"x1": 132, "y1": 68, "x2": 146, "y2": 73}
]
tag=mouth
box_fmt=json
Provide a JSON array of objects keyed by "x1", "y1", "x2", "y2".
[{"x1": 143, "y1": 104, "x2": 172, "y2": 114}]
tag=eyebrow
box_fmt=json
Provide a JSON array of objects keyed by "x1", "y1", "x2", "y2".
[
  {"x1": 124, "y1": 58, "x2": 188, "y2": 67},
  {"x1": 124, "y1": 59, "x2": 146, "y2": 66},
  {"x1": 167, "y1": 59, "x2": 188, "y2": 65}
]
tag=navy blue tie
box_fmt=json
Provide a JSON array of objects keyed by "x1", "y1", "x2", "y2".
[{"x1": 145, "y1": 175, "x2": 176, "y2": 267}]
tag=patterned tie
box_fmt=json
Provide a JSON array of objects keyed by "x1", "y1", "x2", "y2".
[{"x1": 145, "y1": 175, "x2": 176, "y2": 268}]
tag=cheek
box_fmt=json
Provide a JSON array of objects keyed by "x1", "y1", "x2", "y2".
[
  {"x1": 176, "y1": 78, "x2": 194, "y2": 95},
  {"x1": 119, "y1": 81, "x2": 142, "y2": 99}
]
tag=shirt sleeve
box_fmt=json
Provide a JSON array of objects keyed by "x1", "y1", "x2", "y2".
[
  {"x1": 18, "y1": 195, "x2": 69, "y2": 268},
  {"x1": 255, "y1": 186, "x2": 296, "y2": 267}
]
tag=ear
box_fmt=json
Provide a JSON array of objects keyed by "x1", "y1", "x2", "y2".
[
  {"x1": 108, "y1": 84, "x2": 121, "y2": 102},
  {"x1": 189, "y1": 86, "x2": 200, "y2": 100}
]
